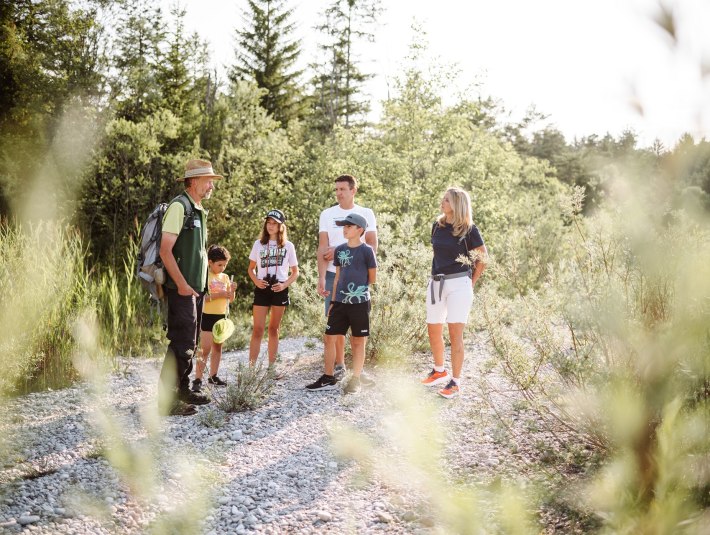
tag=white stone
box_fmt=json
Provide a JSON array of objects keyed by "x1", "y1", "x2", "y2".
[{"x1": 317, "y1": 511, "x2": 332, "y2": 522}]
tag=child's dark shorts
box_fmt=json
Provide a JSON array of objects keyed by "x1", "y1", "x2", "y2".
[
  {"x1": 325, "y1": 301, "x2": 371, "y2": 337},
  {"x1": 201, "y1": 313, "x2": 225, "y2": 332},
  {"x1": 253, "y1": 286, "x2": 290, "y2": 307}
]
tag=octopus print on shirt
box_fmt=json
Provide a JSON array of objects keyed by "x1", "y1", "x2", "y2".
[{"x1": 332, "y1": 243, "x2": 377, "y2": 304}]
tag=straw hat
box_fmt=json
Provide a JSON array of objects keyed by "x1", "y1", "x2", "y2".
[{"x1": 178, "y1": 159, "x2": 223, "y2": 181}]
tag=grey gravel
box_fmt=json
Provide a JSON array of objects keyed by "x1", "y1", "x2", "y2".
[{"x1": 0, "y1": 335, "x2": 552, "y2": 534}]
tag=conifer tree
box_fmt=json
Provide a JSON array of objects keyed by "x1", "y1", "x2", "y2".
[
  {"x1": 310, "y1": 0, "x2": 382, "y2": 131},
  {"x1": 231, "y1": 0, "x2": 305, "y2": 127},
  {"x1": 111, "y1": 0, "x2": 166, "y2": 121}
]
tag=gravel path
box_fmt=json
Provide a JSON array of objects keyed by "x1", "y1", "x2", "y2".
[{"x1": 0, "y1": 336, "x2": 561, "y2": 534}]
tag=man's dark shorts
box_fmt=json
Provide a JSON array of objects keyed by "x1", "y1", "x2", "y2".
[
  {"x1": 253, "y1": 286, "x2": 290, "y2": 307},
  {"x1": 325, "y1": 301, "x2": 371, "y2": 337}
]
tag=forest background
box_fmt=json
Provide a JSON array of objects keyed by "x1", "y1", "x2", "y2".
[{"x1": 1, "y1": 0, "x2": 708, "y2": 532}]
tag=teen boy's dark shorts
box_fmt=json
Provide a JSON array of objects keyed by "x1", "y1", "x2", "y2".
[
  {"x1": 325, "y1": 301, "x2": 371, "y2": 337},
  {"x1": 253, "y1": 286, "x2": 290, "y2": 307},
  {"x1": 201, "y1": 313, "x2": 225, "y2": 332}
]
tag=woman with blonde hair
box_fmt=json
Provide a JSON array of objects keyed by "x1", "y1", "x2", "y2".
[{"x1": 421, "y1": 187, "x2": 487, "y2": 398}]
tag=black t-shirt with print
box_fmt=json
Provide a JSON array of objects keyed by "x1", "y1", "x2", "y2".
[{"x1": 431, "y1": 223, "x2": 484, "y2": 275}]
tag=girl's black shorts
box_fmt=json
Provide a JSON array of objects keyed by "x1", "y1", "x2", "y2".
[
  {"x1": 253, "y1": 286, "x2": 290, "y2": 307},
  {"x1": 201, "y1": 313, "x2": 225, "y2": 332}
]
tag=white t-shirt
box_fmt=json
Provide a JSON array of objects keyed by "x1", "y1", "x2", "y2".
[
  {"x1": 319, "y1": 204, "x2": 377, "y2": 273},
  {"x1": 249, "y1": 240, "x2": 298, "y2": 281}
]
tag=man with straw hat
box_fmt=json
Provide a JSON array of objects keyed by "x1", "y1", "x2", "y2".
[{"x1": 158, "y1": 159, "x2": 223, "y2": 416}]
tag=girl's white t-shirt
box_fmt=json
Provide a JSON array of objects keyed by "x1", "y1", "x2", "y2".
[{"x1": 249, "y1": 240, "x2": 298, "y2": 281}]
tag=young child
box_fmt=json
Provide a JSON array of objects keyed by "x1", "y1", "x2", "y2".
[
  {"x1": 247, "y1": 210, "x2": 299, "y2": 367},
  {"x1": 306, "y1": 213, "x2": 377, "y2": 394},
  {"x1": 192, "y1": 245, "x2": 236, "y2": 392}
]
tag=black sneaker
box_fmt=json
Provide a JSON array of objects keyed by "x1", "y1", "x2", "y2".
[
  {"x1": 333, "y1": 364, "x2": 346, "y2": 381},
  {"x1": 207, "y1": 375, "x2": 227, "y2": 386},
  {"x1": 343, "y1": 376, "x2": 361, "y2": 394},
  {"x1": 165, "y1": 401, "x2": 197, "y2": 416},
  {"x1": 192, "y1": 378, "x2": 203, "y2": 392},
  {"x1": 305, "y1": 374, "x2": 338, "y2": 392},
  {"x1": 178, "y1": 390, "x2": 211, "y2": 405}
]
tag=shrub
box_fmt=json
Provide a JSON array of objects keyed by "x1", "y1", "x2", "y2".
[
  {"x1": 0, "y1": 222, "x2": 98, "y2": 395},
  {"x1": 213, "y1": 362, "x2": 275, "y2": 412},
  {"x1": 482, "y1": 181, "x2": 710, "y2": 530}
]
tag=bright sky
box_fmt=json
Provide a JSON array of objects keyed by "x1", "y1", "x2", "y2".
[{"x1": 165, "y1": 0, "x2": 710, "y2": 148}]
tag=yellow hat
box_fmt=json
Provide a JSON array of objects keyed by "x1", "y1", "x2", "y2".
[{"x1": 212, "y1": 318, "x2": 235, "y2": 344}]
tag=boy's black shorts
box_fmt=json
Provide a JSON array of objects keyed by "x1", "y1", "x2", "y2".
[
  {"x1": 253, "y1": 286, "x2": 290, "y2": 307},
  {"x1": 201, "y1": 313, "x2": 225, "y2": 332},
  {"x1": 325, "y1": 301, "x2": 371, "y2": 337}
]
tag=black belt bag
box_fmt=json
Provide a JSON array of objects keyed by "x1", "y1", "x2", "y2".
[{"x1": 429, "y1": 271, "x2": 471, "y2": 304}]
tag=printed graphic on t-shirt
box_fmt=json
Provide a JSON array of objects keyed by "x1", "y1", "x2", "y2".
[
  {"x1": 340, "y1": 282, "x2": 369, "y2": 304},
  {"x1": 209, "y1": 278, "x2": 227, "y2": 293},
  {"x1": 259, "y1": 245, "x2": 286, "y2": 268},
  {"x1": 336, "y1": 249, "x2": 353, "y2": 266}
]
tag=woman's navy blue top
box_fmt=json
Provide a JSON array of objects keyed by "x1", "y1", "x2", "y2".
[{"x1": 431, "y1": 222, "x2": 484, "y2": 275}]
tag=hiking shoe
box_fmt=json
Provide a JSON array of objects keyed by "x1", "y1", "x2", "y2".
[
  {"x1": 333, "y1": 364, "x2": 346, "y2": 381},
  {"x1": 305, "y1": 374, "x2": 338, "y2": 392},
  {"x1": 267, "y1": 365, "x2": 285, "y2": 380},
  {"x1": 360, "y1": 371, "x2": 375, "y2": 387},
  {"x1": 165, "y1": 401, "x2": 197, "y2": 416},
  {"x1": 192, "y1": 378, "x2": 203, "y2": 392},
  {"x1": 421, "y1": 368, "x2": 450, "y2": 386},
  {"x1": 438, "y1": 379, "x2": 460, "y2": 399},
  {"x1": 343, "y1": 376, "x2": 361, "y2": 394},
  {"x1": 178, "y1": 390, "x2": 211, "y2": 405},
  {"x1": 208, "y1": 375, "x2": 227, "y2": 386}
]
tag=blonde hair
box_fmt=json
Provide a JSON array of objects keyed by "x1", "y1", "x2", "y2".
[
  {"x1": 259, "y1": 218, "x2": 288, "y2": 247},
  {"x1": 437, "y1": 187, "x2": 473, "y2": 237}
]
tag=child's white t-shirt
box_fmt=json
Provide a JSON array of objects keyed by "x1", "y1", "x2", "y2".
[
  {"x1": 318, "y1": 204, "x2": 377, "y2": 273},
  {"x1": 249, "y1": 240, "x2": 298, "y2": 281}
]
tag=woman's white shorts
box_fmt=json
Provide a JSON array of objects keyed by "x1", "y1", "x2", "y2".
[{"x1": 426, "y1": 276, "x2": 473, "y2": 324}]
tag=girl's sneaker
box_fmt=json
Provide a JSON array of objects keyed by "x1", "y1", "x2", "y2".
[
  {"x1": 208, "y1": 375, "x2": 227, "y2": 386},
  {"x1": 421, "y1": 368, "x2": 450, "y2": 386},
  {"x1": 191, "y1": 378, "x2": 202, "y2": 392},
  {"x1": 438, "y1": 379, "x2": 460, "y2": 399},
  {"x1": 343, "y1": 376, "x2": 361, "y2": 394}
]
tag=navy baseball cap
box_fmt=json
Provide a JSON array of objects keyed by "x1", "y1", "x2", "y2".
[
  {"x1": 335, "y1": 213, "x2": 367, "y2": 230},
  {"x1": 266, "y1": 209, "x2": 286, "y2": 224}
]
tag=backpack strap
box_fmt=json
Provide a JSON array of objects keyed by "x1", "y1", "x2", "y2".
[{"x1": 171, "y1": 193, "x2": 195, "y2": 231}]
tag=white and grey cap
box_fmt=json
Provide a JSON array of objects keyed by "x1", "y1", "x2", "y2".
[{"x1": 266, "y1": 209, "x2": 286, "y2": 224}]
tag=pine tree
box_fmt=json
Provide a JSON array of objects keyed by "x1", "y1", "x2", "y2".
[
  {"x1": 155, "y1": 4, "x2": 210, "y2": 150},
  {"x1": 310, "y1": 0, "x2": 382, "y2": 132},
  {"x1": 111, "y1": 0, "x2": 166, "y2": 121},
  {"x1": 231, "y1": 0, "x2": 305, "y2": 127}
]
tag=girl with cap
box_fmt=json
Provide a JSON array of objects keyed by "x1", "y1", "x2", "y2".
[{"x1": 247, "y1": 210, "x2": 299, "y2": 368}]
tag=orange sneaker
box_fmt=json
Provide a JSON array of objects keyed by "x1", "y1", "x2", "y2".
[
  {"x1": 438, "y1": 379, "x2": 460, "y2": 399},
  {"x1": 421, "y1": 368, "x2": 450, "y2": 386}
]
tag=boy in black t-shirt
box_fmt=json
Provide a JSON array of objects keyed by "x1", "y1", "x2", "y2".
[{"x1": 306, "y1": 213, "x2": 377, "y2": 394}]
